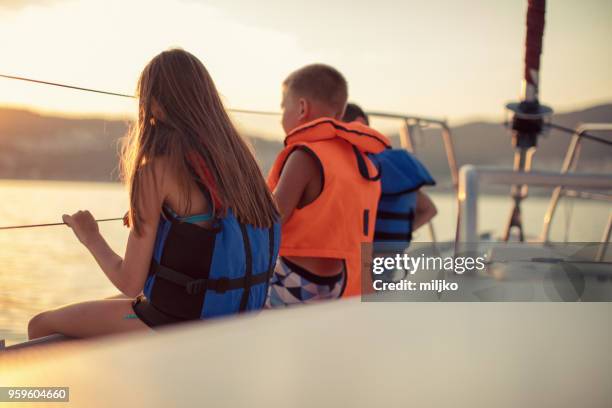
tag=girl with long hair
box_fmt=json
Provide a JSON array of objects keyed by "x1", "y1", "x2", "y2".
[{"x1": 28, "y1": 49, "x2": 280, "y2": 339}]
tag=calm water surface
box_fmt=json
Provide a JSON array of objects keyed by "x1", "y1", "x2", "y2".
[{"x1": 0, "y1": 179, "x2": 608, "y2": 344}]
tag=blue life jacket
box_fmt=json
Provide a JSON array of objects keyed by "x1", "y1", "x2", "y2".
[
  {"x1": 366, "y1": 149, "x2": 435, "y2": 245},
  {"x1": 142, "y1": 185, "x2": 280, "y2": 323}
]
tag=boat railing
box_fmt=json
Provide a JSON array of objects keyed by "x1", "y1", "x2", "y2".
[
  {"x1": 455, "y1": 165, "x2": 612, "y2": 255},
  {"x1": 366, "y1": 112, "x2": 459, "y2": 189},
  {"x1": 540, "y1": 123, "x2": 612, "y2": 243}
]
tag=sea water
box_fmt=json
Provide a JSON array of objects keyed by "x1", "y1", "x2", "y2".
[{"x1": 0, "y1": 179, "x2": 608, "y2": 344}]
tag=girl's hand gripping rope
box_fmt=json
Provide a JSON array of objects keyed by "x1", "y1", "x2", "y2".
[{"x1": 62, "y1": 210, "x2": 102, "y2": 247}]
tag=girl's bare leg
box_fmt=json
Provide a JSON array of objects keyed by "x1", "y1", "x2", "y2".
[{"x1": 28, "y1": 299, "x2": 150, "y2": 340}]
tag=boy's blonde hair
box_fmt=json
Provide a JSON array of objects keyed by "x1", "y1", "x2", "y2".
[{"x1": 283, "y1": 64, "x2": 348, "y2": 117}]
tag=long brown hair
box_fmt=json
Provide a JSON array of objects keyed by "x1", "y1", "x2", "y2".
[{"x1": 121, "y1": 49, "x2": 278, "y2": 234}]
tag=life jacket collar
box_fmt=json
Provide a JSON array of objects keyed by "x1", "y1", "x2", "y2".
[{"x1": 284, "y1": 118, "x2": 391, "y2": 153}]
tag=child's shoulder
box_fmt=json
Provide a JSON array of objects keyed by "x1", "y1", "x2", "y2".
[
  {"x1": 137, "y1": 156, "x2": 174, "y2": 193},
  {"x1": 284, "y1": 147, "x2": 320, "y2": 178}
]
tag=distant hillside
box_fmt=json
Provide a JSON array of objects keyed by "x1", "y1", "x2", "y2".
[
  {"x1": 0, "y1": 104, "x2": 610, "y2": 184},
  {"x1": 0, "y1": 109, "x2": 127, "y2": 181}
]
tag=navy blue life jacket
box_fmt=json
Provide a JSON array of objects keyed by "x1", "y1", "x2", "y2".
[
  {"x1": 142, "y1": 186, "x2": 280, "y2": 322},
  {"x1": 365, "y1": 149, "x2": 435, "y2": 246}
]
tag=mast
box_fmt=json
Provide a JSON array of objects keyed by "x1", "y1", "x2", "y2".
[{"x1": 504, "y1": 0, "x2": 553, "y2": 241}]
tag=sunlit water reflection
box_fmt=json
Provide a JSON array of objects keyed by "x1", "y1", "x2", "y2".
[{"x1": 0, "y1": 179, "x2": 608, "y2": 344}]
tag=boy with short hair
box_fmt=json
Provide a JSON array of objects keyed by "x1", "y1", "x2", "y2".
[
  {"x1": 343, "y1": 102, "x2": 438, "y2": 235},
  {"x1": 266, "y1": 64, "x2": 391, "y2": 307},
  {"x1": 343, "y1": 102, "x2": 370, "y2": 125}
]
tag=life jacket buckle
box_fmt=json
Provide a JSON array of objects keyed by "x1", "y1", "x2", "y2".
[
  {"x1": 185, "y1": 279, "x2": 207, "y2": 295},
  {"x1": 185, "y1": 277, "x2": 231, "y2": 295},
  {"x1": 213, "y1": 277, "x2": 230, "y2": 294}
]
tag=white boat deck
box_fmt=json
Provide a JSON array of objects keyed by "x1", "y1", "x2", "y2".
[{"x1": 1, "y1": 297, "x2": 611, "y2": 407}]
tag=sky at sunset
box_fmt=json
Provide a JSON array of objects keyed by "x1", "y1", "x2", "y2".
[{"x1": 0, "y1": 0, "x2": 611, "y2": 136}]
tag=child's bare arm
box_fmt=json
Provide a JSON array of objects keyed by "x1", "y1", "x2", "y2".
[
  {"x1": 273, "y1": 149, "x2": 320, "y2": 224},
  {"x1": 63, "y1": 161, "x2": 164, "y2": 297},
  {"x1": 412, "y1": 191, "x2": 437, "y2": 231}
]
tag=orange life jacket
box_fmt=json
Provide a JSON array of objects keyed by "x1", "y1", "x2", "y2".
[{"x1": 267, "y1": 118, "x2": 391, "y2": 297}]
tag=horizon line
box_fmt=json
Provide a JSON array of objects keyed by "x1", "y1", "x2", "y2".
[{"x1": 1, "y1": 98, "x2": 611, "y2": 129}]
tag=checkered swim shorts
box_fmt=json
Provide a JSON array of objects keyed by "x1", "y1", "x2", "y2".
[{"x1": 265, "y1": 257, "x2": 346, "y2": 308}]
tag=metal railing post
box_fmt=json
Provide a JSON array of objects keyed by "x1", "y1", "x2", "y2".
[
  {"x1": 456, "y1": 166, "x2": 612, "y2": 254},
  {"x1": 596, "y1": 213, "x2": 612, "y2": 262},
  {"x1": 541, "y1": 123, "x2": 612, "y2": 242},
  {"x1": 441, "y1": 124, "x2": 459, "y2": 191}
]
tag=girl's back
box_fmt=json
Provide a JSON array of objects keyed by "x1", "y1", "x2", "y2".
[
  {"x1": 28, "y1": 49, "x2": 280, "y2": 341},
  {"x1": 125, "y1": 49, "x2": 281, "y2": 326}
]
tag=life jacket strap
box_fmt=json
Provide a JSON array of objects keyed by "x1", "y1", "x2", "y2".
[
  {"x1": 351, "y1": 145, "x2": 381, "y2": 181},
  {"x1": 151, "y1": 261, "x2": 270, "y2": 295},
  {"x1": 238, "y1": 224, "x2": 277, "y2": 312},
  {"x1": 238, "y1": 224, "x2": 253, "y2": 311},
  {"x1": 374, "y1": 210, "x2": 414, "y2": 242},
  {"x1": 373, "y1": 231, "x2": 413, "y2": 242},
  {"x1": 377, "y1": 210, "x2": 415, "y2": 221}
]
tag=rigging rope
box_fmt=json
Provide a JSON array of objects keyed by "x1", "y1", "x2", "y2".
[
  {"x1": 502, "y1": 121, "x2": 612, "y2": 147},
  {"x1": 0, "y1": 73, "x2": 281, "y2": 233},
  {"x1": 548, "y1": 123, "x2": 612, "y2": 147},
  {"x1": 0, "y1": 73, "x2": 279, "y2": 116},
  {"x1": 1, "y1": 73, "x2": 609, "y2": 233},
  {"x1": 0, "y1": 217, "x2": 123, "y2": 231}
]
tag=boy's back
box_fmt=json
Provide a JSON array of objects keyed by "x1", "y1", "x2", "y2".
[{"x1": 266, "y1": 66, "x2": 390, "y2": 307}]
